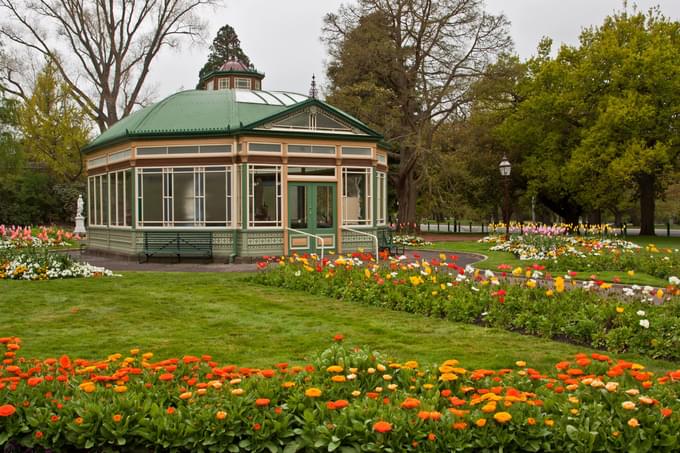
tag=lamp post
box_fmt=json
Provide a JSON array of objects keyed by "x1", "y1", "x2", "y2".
[{"x1": 499, "y1": 156, "x2": 511, "y2": 241}]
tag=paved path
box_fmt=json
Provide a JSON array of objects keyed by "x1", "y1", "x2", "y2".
[{"x1": 68, "y1": 249, "x2": 484, "y2": 273}]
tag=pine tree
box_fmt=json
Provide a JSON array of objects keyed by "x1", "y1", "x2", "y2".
[{"x1": 198, "y1": 25, "x2": 251, "y2": 85}]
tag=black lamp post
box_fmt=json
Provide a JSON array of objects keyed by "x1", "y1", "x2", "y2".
[{"x1": 499, "y1": 155, "x2": 511, "y2": 240}]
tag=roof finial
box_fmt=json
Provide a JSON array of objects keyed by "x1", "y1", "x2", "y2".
[{"x1": 308, "y1": 74, "x2": 318, "y2": 99}]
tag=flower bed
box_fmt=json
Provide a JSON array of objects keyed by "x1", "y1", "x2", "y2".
[
  {"x1": 0, "y1": 225, "x2": 80, "y2": 249},
  {"x1": 1, "y1": 337, "x2": 680, "y2": 451},
  {"x1": 252, "y1": 254, "x2": 680, "y2": 361},
  {"x1": 393, "y1": 234, "x2": 432, "y2": 247},
  {"x1": 481, "y1": 234, "x2": 679, "y2": 280},
  {"x1": 0, "y1": 248, "x2": 112, "y2": 280}
]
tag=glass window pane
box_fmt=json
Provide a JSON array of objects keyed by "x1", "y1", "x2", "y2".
[
  {"x1": 168, "y1": 146, "x2": 199, "y2": 154},
  {"x1": 288, "y1": 167, "x2": 335, "y2": 176},
  {"x1": 315, "y1": 113, "x2": 349, "y2": 130},
  {"x1": 274, "y1": 113, "x2": 310, "y2": 128},
  {"x1": 316, "y1": 186, "x2": 333, "y2": 228},
  {"x1": 249, "y1": 143, "x2": 281, "y2": 153},
  {"x1": 142, "y1": 172, "x2": 163, "y2": 223},
  {"x1": 200, "y1": 145, "x2": 231, "y2": 154},
  {"x1": 173, "y1": 171, "x2": 195, "y2": 225},
  {"x1": 289, "y1": 186, "x2": 307, "y2": 229},
  {"x1": 344, "y1": 172, "x2": 366, "y2": 223},
  {"x1": 125, "y1": 170, "x2": 132, "y2": 226},
  {"x1": 116, "y1": 173, "x2": 125, "y2": 225},
  {"x1": 250, "y1": 167, "x2": 280, "y2": 227},
  {"x1": 137, "y1": 147, "x2": 167, "y2": 155},
  {"x1": 205, "y1": 171, "x2": 227, "y2": 224},
  {"x1": 102, "y1": 176, "x2": 108, "y2": 225},
  {"x1": 342, "y1": 147, "x2": 371, "y2": 156}
]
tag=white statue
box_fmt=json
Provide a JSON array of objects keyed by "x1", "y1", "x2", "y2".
[
  {"x1": 77, "y1": 195, "x2": 84, "y2": 217},
  {"x1": 74, "y1": 194, "x2": 86, "y2": 235}
]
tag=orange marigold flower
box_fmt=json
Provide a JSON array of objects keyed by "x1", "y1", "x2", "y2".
[
  {"x1": 373, "y1": 421, "x2": 392, "y2": 433},
  {"x1": 215, "y1": 410, "x2": 227, "y2": 420},
  {"x1": 452, "y1": 422, "x2": 467, "y2": 430},
  {"x1": 494, "y1": 412, "x2": 512, "y2": 424},
  {"x1": 428, "y1": 432, "x2": 437, "y2": 441},
  {"x1": 112, "y1": 414, "x2": 122, "y2": 423},
  {"x1": 475, "y1": 418, "x2": 487, "y2": 427},
  {"x1": 527, "y1": 417, "x2": 537, "y2": 425},
  {"x1": 400, "y1": 397, "x2": 421, "y2": 409},
  {"x1": 305, "y1": 388, "x2": 322, "y2": 398},
  {"x1": 331, "y1": 375, "x2": 346, "y2": 383},
  {"x1": 333, "y1": 400, "x2": 349, "y2": 409},
  {"x1": 74, "y1": 417, "x2": 84, "y2": 425},
  {"x1": 159, "y1": 373, "x2": 174, "y2": 381},
  {"x1": 545, "y1": 419, "x2": 555, "y2": 427},
  {"x1": 166, "y1": 407, "x2": 176, "y2": 415},
  {"x1": 417, "y1": 411, "x2": 430, "y2": 421},
  {"x1": 627, "y1": 418, "x2": 640, "y2": 428},
  {"x1": 0, "y1": 405, "x2": 17, "y2": 417},
  {"x1": 260, "y1": 369, "x2": 276, "y2": 378},
  {"x1": 179, "y1": 392, "x2": 192, "y2": 400},
  {"x1": 255, "y1": 398, "x2": 270, "y2": 407},
  {"x1": 35, "y1": 431, "x2": 43, "y2": 439},
  {"x1": 661, "y1": 408, "x2": 673, "y2": 418}
]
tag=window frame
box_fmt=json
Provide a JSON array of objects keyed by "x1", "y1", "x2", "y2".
[
  {"x1": 341, "y1": 167, "x2": 373, "y2": 226},
  {"x1": 247, "y1": 164, "x2": 282, "y2": 229}
]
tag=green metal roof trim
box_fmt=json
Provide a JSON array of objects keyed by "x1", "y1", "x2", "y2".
[{"x1": 83, "y1": 90, "x2": 383, "y2": 154}]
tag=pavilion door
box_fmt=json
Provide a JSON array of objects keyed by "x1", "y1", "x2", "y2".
[{"x1": 288, "y1": 183, "x2": 336, "y2": 254}]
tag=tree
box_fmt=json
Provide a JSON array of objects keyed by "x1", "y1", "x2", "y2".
[
  {"x1": 197, "y1": 24, "x2": 251, "y2": 84},
  {"x1": 0, "y1": 0, "x2": 216, "y2": 133},
  {"x1": 498, "y1": 8, "x2": 680, "y2": 233},
  {"x1": 323, "y1": 0, "x2": 512, "y2": 226},
  {"x1": 17, "y1": 61, "x2": 90, "y2": 182}
]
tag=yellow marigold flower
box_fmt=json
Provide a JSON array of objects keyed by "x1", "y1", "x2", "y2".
[
  {"x1": 129, "y1": 348, "x2": 140, "y2": 355},
  {"x1": 545, "y1": 289, "x2": 554, "y2": 297},
  {"x1": 526, "y1": 279, "x2": 537, "y2": 289},
  {"x1": 442, "y1": 359, "x2": 459, "y2": 367},
  {"x1": 209, "y1": 380, "x2": 223, "y2": 389},
  {"x1": 79, "y1": 382, "x2": 96, "y2": 393},
  {"x1": 600, "y1": 283, "x2": 613, "y2": 290},
  {"x1": 388, "y1": 384, "x2": 398, "y2": 391},
  {"x1": 409, "y1": 275, "x2": 423, "y2": 286},
  {"x1": 612, "y1": 431, "x2": 620, "y2": 437},
  {"x1": 616, "y1": 306, "x2": 625, "y2": 313},
  {"x1": 382, "y1": 374, "x2": 392, "y2": 381},
  {"x1": 423, "y1": 384, "x2": 434, "y2": 390},
  {"x1": 622, "y1": 401, "x2": 636, "y2": 410},
  {"x1": 215, "y1": 411, "x2": 227, "y2": 420},
  {"x1": 389, "y1": 363, "x2": 401, "y2": 369},
  {"x1": 179, "y1": 392, "x2": 192, "y2": 400},
  {"x1": 282, "y1": 381, "x2": 296, "y2": 389},
  {"x1": 481, "y1": 402, "x2": 497, "y2": 413},
  {"x1": 231, "y1": 388, "x2": 244, "y2": 396},
  {"x1": 555, "y1": 276, "x2": 565, "y2": 293},
  {"x1": 326, "y1": 365, "x2": 344, "y2": 373},
  {"x1": 475, "y1": 418, "x2": 487, "y2": 427},
  {"x1": 605, "y1": 382, "x2": 619, "y2": 392},
  {"x1": 305, "y1": 388, "x2": 322, "y2": 398},
  {"x1": 196, "y1": 388, "x2": 207, "y2": 396},
  {"x1": 627, "y1": 270, "x2": 635, "y2": 277},
  {"x1": 545, "y1": 419, "x2": 555, "y2": 427},
  {"x1": 627, "y1": 418, "x2": 640, "y2": 428},
  {"x1": 404, "y1": 361, "x2": 418, "y2": 369},
  {"x1": 493, "y1": 412, "x2": 512, "y2": 424},
  {"x1": 570, "y1": 409, "x2": 579, "y2": 415},
  {"x1": 113, "y1": 385, "x2": 127, "y2": 393},
  {"x1": 375, "y1": 386, "x2": 383, "y2": 392},
  {"x1": 515, "y1": 361, "x2": 526, "y2": 367},
  {"x1": 367, "y1": 367, "x2": 376, "y2": 374},
  {"x1": 364, "y1": 268, "x2": 371, "y2": 279},
  {"x1": 656, "y1": 289, "x2": 664, "y2": 298},
  {"x1": 377, "y1": 364, "x2": 386, "y2": 372},
  {"x1": 351, "y1": 390, "x2": 361, "y2": 397},
  {"x1": 331, "y1": 375, "x2": 346, "y2": 383},
  {"x1": 439, "y1": 373, "x2": 458, "y2": 382}
]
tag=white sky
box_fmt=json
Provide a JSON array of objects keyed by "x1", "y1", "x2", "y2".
[{"x1": 148, "y1": 0, "x2": 680, "y2": 100}]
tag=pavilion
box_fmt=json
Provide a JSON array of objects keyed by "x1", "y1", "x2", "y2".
[{"x1": 82, "y1": 59, "x2": 389, "y2": 261}]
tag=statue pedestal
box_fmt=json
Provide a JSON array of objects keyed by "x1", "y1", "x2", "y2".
[{"x1": 74, "y1": 215, "x2": 86, "y2": 235}]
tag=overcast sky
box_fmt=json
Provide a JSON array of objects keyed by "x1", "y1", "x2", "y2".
[{"x1": 148, "y1": 0, "x2": 680, "y2": 100}]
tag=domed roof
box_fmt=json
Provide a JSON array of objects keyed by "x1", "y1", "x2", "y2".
[
  {"x1": 83, "y1": 89, "x2": 383, "y2": 154},
  {"x1": 219, "y1": 60, "x2": 250, "y2": 71}
]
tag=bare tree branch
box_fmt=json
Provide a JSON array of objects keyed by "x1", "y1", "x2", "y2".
[{"x1": 0, "y1": 0, "x2": 216, "y2": 132}]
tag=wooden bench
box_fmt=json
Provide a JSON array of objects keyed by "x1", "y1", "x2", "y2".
[
  {"x1": 140, "y1": 231, "x2": 213, "y2": 263},
  {"x1": 378, "y1": 229, "x2": 405, "y2": 256}
]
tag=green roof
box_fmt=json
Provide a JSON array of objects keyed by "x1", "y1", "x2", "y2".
[{"x1": 83, "y1": 89, "x2": 382, "y2": 153}]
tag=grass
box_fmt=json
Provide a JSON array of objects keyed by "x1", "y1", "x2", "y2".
[
  {"x1": 1, "y1": 272, "x2": 679, "y2": 373},
  {"x1": 423, "y1": 236, "x2": 678, "y2": 287}
]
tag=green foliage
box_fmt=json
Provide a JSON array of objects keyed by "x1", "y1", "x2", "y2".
[
  {"x1": 197, "y1": 24, "x2": 252, "y2": 84},
  {"x1": 495, "y1": 8, "x2": 680, "y2": 229},
  {"x1": 17, "y1": 62, "x2": 90, "y2": 182}
]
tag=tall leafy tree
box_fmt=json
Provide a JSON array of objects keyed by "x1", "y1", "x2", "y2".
[
  {"x1": 323, "y1": 0, "x2": 512, "y2": 226},
  {"x1": 0, "y1": 0, "x2": 215, "y2": 132},
  {"x1": 17, "y1": 62, "x2": 90, "y2": 182},
  {"x1": 198, "y1": 24, "x2": 251, "y2": 83}
]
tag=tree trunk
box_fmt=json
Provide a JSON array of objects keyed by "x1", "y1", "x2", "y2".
[
  {"x1": 397, "y1": 171, "x2": 417, "y2": 231},
  {"x1": 638, "y1": 174, "x2": 656, "y2": 236}
]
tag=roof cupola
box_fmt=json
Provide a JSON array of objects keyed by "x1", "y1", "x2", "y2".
[{"x1": 200, "y1": 57, "x2": 265, "y2": 91}]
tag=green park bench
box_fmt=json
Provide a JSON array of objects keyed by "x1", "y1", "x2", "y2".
[
  {"x1": 140, "y1": 231, "x2": 213, "y2": 263},
  {"x1": 378, "y1": 229, "x2": 405, "y2": 256}
]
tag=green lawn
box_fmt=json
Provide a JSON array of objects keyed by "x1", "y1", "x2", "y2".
[
  {"x1": 424, "y1": 236, "x2": 678, "y2": 287},
  {"x1": 1, "y1": 272, "x2": 678, "y2": 373}
]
